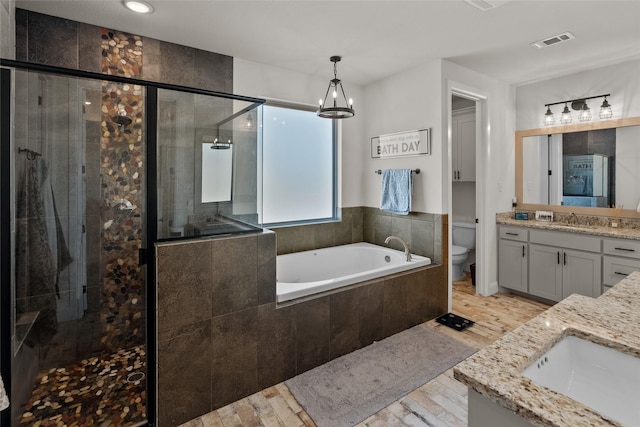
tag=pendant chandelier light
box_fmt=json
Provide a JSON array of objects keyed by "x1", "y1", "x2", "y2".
[{"x1": 318, "y1": 56, "x2": 355, "y2": 119}]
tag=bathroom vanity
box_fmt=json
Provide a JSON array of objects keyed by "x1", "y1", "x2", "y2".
[
  {"x1": 454, "y1": 271, "x2": 640, "y2": 426},
  {"x1": 497, "y1": 215, "x2": 640, "y2": 301}
]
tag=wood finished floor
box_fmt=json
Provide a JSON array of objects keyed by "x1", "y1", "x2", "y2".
[{"x1": 181, "y1": 275, "x2": 551, "y2": 427}]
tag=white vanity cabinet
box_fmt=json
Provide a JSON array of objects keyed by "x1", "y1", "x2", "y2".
[
  {"x1": 528, "y1": 229, "x2": 601, "y2": 301},
  {"x1": 498, "y1": 226, "x2": 528, "y2": 292},
  {"x1": 452, "y1": 108, "x2": 475, "y2": 181},
  {"x1": 602, "y1": 238, "x2": 640, "y2": 292}
]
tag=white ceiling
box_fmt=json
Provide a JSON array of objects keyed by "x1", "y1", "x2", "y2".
[{"x1": 14, "y1": 0, "x2": 640, "y2": 87}]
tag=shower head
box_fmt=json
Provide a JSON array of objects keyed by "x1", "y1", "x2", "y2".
[{"x1": 113, "y1": 115, "x2": 132, "y2": 127}]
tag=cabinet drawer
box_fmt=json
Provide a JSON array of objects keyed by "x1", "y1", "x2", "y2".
[
  {"x1": 603, "y1": 238, "x2": 640, "y2": 259},
  {"x1": 603, "y1": 255, "x2": 640, "y2": 286},
  {"x1": 529, "y1": 229, "x2": 600, "y2": 253},
  {"x1": 499, "y1": 226, "x2": 528, "y2": 242}
]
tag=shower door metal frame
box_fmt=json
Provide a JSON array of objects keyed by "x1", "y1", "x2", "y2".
[{"x1": 0, "y1": 58, "x2": 265, "y2": 426}]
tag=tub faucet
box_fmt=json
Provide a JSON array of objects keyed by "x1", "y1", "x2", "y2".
[{"x1": 385, "y1": 236, "x2": 412, "y2": 262}]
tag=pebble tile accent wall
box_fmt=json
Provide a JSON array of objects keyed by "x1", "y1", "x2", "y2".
[{"x1": 99, "y1": 29, "x2": 146, "y2": 351}]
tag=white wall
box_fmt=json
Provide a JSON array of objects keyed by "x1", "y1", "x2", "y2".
[
  {"x1": 516, "y1": 59, "x2": 640, "y2": 130},
  {"x1": 233, "y1": 58, "x2": 366, "y2": 208},
  {"x1": 0, "y1": 0, "x2": 15, "y2": 60},
  {"x1": 234, "y1": 56, "x2": 517, "y2": 300},
  {"x1": 362, "y1": 61, "x2": 444, "y2": 213}
]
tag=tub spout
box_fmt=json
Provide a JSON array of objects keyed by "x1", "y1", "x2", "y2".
[{"x1": 384, "y1": 236, "x2": 412, "y2": 262}]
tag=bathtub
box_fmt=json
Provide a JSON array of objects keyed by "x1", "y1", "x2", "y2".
[{"x1": 276, "y1": 242, "x2": 431, "y2": 302}]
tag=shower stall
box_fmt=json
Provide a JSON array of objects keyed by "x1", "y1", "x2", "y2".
[{"x1": 1, "y1": 60, "x2": 264, "y2": 426}]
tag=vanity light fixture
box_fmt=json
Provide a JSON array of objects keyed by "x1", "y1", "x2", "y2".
[
  {"x1": 211, "y1": 137, "x2": 231, "y2": 150},
  {"x1": 600, "y1": 97, "x2": 613, "y2": 119},
  {"x1": 578, "y1": 101, "x2": 592, "y2": 122},
  {"x1": 203, "y1": 135, "x2": 231, "y2": 150},
  {"x1": 544, "y1": 106, "x2": 555, "y2": 126},
  {"x1": 560, "y1": 103, "x2": 572, "y2": 124},
  {"x1": 123, "y1": 0, "x2": 154, "y2": 14},
  {"x1": 318, "y1": 56, "x2": 355, "y2": 119},
  {"x1": 543, "y1": 93, "x2": 612, "y2": 126}
]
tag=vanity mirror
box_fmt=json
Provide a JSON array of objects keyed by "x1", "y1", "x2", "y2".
[{"x1": 516, "y1": 116, "x2": 640, "y2": 217}]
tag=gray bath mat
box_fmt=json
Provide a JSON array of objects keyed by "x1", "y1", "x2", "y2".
[{"x1": 285, "y1": 324, "x2": 476, "y2": 427}]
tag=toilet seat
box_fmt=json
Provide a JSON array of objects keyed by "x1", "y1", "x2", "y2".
[{"x1": 452, "y1": 244, "x2": 468, "y2": 256}]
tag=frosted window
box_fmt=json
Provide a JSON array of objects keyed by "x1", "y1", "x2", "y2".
[{"x1": 260, "y1": 105, "x2": 336, "y2": 225}]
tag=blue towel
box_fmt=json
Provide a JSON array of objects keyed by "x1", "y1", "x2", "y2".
[{"x1": 380, "y1": 169, "x2": 413, "y2": 215}]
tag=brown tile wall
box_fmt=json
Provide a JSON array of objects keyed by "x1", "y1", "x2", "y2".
[
  {"x1": 156, "y1": 228, "x2": 447, "y2": 426},
  {"x1": 274, "y1": 206, "x2": 444, "y2": 265},
  {"x1": 15, "y1": 9, "x2": 233, "y2": 92}
]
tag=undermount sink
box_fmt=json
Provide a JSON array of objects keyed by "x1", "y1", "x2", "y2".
[{"x1": 522, "y1": 335, "x2": 640, "y2": 426}]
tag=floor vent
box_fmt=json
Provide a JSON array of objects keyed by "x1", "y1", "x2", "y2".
[{"x1": 530, "y1": 32, "x2": 575, "y2": 49}]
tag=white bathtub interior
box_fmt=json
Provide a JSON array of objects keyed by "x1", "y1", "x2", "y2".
[{"x1": 276, "y1": 242, "x2": 431, "y2": 303}]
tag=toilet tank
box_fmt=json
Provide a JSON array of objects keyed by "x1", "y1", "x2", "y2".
[{"x1": 452, "y1": 221, "x2": 476, "y2": 249}]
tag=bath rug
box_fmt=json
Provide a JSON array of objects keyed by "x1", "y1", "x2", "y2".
[
  {"x1": 436, "y1": 312, "x2": 475, "y2": 331},
  {"x1": 285, "y1": 324, "x2": 475, "y2": 427}
]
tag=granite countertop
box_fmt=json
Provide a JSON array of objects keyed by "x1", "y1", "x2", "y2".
[
  {"x1": 453, "y1": 272, "x2": 640, "y2": 427},
  {"x1": 497, "y1": 214, "x2": 640, "y2": 241}
]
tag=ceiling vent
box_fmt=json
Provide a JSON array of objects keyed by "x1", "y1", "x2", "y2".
[
  {"x1": 530, "y1": 32, "x2": 576, "y2": 49},
  {"x1": 464, "y1": 0, "x2": 510, "y2": 11}
]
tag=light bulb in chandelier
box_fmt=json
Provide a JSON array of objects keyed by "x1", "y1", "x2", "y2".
[{"x1": 317, "y1": 56, "x2": 355, "y2": 119}]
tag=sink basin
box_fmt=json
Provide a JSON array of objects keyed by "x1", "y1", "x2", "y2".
[{"x1": 522, "y1": 335, "x2": 640, "y2": 426}]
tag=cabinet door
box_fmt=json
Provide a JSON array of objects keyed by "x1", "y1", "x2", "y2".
[
  {"x1": 499, "y1": 239, "x2": 527, "y2": 292},
  {"x1": 603, "y1": 255, "x2": 640, "y2": 286},
  {"x1": 529, "y1": 244, "x2": 562, "y2": 302},
  {"x1": 562, "y1": 249, "x2": 602, "y2": 298},
  {"x1": 456, "y1": 114, "x2": 476, "y2": 181}
]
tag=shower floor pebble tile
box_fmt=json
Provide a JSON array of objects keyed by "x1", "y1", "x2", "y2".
[{"x1": 19, "y1": 346, "x2": 146, "y2": 426}]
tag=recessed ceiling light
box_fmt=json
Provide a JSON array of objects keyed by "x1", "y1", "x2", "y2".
[{"x1": 123, "y1": 0, "x2": 154, "y2": 14}]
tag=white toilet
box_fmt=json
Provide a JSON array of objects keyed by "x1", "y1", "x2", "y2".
[{"x1": 452, "y1": 221, "x2": 476, "y2": 281}]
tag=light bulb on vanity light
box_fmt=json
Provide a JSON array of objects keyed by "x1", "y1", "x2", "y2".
[
  {"x1": 600, "y1": 97, "x2": 613, "y2": 119},
  {"x1": 560, "y1": 103, "x2": 572, "y2": 124},
  {"x1": 578, "y1": 102, "x2": 592, "y2": 122},
  {"x1": 544, "y1": 106, "x2": 555, "y2": 126}
]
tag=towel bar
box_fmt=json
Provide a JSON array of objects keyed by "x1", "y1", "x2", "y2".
[{"x1": 374, "y1": 168, "x2": 420, "y2": 175}]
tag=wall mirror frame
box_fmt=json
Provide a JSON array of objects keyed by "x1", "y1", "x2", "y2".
[{"x1": 516, "y1": 116, "x2": 640, "y2": 218}]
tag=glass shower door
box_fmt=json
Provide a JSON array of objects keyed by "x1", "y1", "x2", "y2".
[{"x1": 10, "y1": 68, "x2": 148, "y2": 426}]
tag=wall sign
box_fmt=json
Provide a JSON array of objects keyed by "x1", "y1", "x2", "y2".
[{"x1": 371, "y1": 128, "x2": 431, "y2": 158}]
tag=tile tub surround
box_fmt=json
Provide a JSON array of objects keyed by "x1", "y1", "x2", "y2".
[
  {"x1": 156, "y1": 231, "x2": 446, "y2": 426},
  {"x1": 454, "y1": 271, "x2": 640, "y2": 426},
  {"x1": 274, "y1": 207, "x2": 444, "y2": 264}
]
